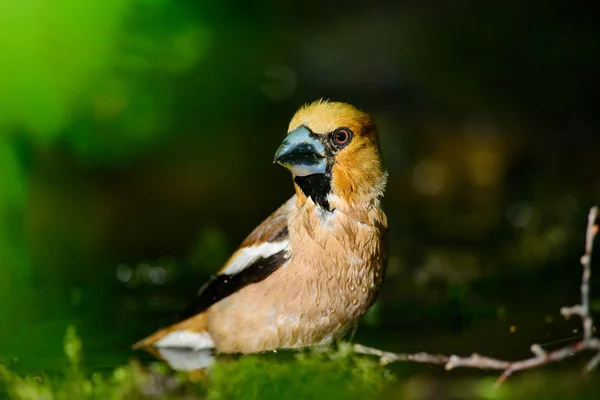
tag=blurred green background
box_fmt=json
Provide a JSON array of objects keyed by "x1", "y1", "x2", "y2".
[{"x1": 1, "y1": 0, "x2": 600, "y2": 396}]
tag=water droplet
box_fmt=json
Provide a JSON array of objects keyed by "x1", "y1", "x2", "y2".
[
  {"x1": 327, "y1": 274, "x2": 333, "y2": 280},
  {"x1": 321, "y1": 310, "x2": 328, "y2": 317},
  {"x1": 348, "y1": 284, "x2": 355, "y2": 292},
  {"x1": 116, "y1": 264, "x2": 132, "y2": 283},
  {"x1": 361, "y1": 287, "x2": 367, "y2": 293},
  {"x1": 352, "y1": 299, "x2": 358, "y2": 305},
  {"x1": 149, "y1": 267, "x2": 167, "y2": 285}
]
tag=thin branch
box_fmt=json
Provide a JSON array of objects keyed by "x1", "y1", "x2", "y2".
[
  {"x1": 561, "y1": 206, "x2": 598, "y2": 340},
  {"x1": 355, "y1": 206, "x2": 600, "y2": 387},
  {"x1": 354, "y1": 344, "x2": 450, "y2": 366}
]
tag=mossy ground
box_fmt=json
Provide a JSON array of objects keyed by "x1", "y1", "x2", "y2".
[{"x1": 1, "y1": 327, "x2": 600, "y2": 400}]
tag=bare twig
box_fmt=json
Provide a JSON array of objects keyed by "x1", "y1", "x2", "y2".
[{"x1": 355, "y1": 206, "x2": 600, "y2": 386}]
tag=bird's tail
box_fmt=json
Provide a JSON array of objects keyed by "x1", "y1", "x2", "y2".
[{"x1": 132, "y1": 313, "x2": 214, "y2": 350}]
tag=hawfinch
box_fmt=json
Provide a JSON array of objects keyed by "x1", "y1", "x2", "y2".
[{"x1": 133, "y1": 99, "x2": 388, "y2": 354}]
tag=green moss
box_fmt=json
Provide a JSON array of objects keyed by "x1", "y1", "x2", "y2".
[
  {"x1": 0, "y1": 329, "x2": 390, "y2": 400},
  {"x1": 0, "y1": 326, "x2": 154, "y2": 400},
  {"x1": 6, "y1": 326, "x2": 600, "y2": 400},
  {"x1": 208, "y1": 343, "x2": 388, "y2": 400}
]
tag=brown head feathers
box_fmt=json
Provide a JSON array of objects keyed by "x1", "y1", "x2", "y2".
[
  {"x1": 288, "y1": 99, "x2": 376, "y2": 138},
  {"x1": 288, "y1": 99, "x2": 387, "y2": 209}
]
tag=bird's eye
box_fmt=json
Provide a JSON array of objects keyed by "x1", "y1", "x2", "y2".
[{"x1": 333, "y1": 128, "x2": 351, "y2": 146}]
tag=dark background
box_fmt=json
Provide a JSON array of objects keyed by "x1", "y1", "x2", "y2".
[{"x1": 1, "y1": 0, "x2": 599, "y2": 385}]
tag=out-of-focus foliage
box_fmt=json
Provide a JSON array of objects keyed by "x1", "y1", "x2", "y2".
[
  {"x1": 0, "y1": 0, "x2": 209, "y2": 336},
  {"x1": 0, "y1": 0, "x2": 209, "y2": 143},
  {"x1": 384, "y1": 369, "x2": 600, "y2": 400},
  {"x1": 0, "y1": 0, "x2": 126, "y2": 138}
]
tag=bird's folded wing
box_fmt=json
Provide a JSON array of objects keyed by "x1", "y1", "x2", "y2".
[{"x1": 180, "y1": 196, "x2": 295, "y2": 319}]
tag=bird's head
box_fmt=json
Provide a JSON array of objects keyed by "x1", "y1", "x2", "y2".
[{"x1": 274, "y1": 99, "x2": 387, "y2": 211}]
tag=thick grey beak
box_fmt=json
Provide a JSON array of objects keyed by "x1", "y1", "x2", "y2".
[{"x1": 273, "y1": 126, "x2": 327, "y2": 176}]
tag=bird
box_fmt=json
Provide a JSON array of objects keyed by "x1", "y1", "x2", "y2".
[{"x1": 133, "y1": 99, "x2": 388, "y2": 354}]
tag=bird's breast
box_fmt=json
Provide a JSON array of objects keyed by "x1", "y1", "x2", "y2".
[{"x1": 206, "y1": 201, "x2": 386, "y2": 353}]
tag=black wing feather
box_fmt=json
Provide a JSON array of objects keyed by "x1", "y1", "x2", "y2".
[{"x1": 182, "y1": 250, "x2": 288, "y2": 319}]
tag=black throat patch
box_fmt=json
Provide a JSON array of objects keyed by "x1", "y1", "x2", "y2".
[{"x1": 294, "y1": 173, "x2": 332, "y2": 211}]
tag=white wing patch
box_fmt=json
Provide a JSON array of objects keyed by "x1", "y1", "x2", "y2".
[
  {"x1": 220, "y1": 241, "x2": 289, "y2": 276},
  {"x1": 155, "y1": 330, "x2": 215, "y2": 350}
]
